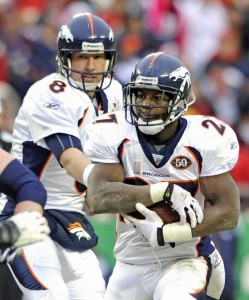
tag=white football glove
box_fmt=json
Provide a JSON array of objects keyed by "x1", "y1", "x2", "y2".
[
  {"x1": 8, "y1": 211, "x2": 50, "y2": 247},
  {"x1": 150, "y1": 182, "x2": 203, "y2": 228},
  {"x1": 124, "y1": 203, "x2": 192, "y2": 247}
]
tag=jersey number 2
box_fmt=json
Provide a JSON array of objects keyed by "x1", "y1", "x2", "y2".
[{"x1": 202, "y1": 119, "x2": 226, "y2": 135}]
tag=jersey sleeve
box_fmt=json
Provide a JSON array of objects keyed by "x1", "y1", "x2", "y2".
[
  {"x1": 199, "y1": 118, "x2": 239, "y2": 177},
  {"x1": 84, "y1": 113, "x2": 123, "y2": 163},
  {"x1": 22, "y1": 76, "x2": 90, "y2": 144}
]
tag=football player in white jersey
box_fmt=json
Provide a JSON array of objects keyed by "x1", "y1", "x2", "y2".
[
  {"x1": 0, "y1": 13, "x2": 122, "y2": 300},
  {"x1": 83, "y1": 52, "x2": 240, "y2": 300},
  {"x1": 0, "y1": 148, "x2": 49, "y2": 262}
]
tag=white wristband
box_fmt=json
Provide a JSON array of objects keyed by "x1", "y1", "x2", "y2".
[
  {"x1": 162, "y1": 222, "x2": 192, "y2": 242},
  {"x1": 83, "y1": 163, "x2": 95, "y2": 187},
  {"x1": 150, "y1": 182, "x2": 169, "y2": 204}
]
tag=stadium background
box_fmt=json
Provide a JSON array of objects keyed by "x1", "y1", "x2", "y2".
[{"x1": 0, "y1": 0, "x2": 249, "y2": 299}]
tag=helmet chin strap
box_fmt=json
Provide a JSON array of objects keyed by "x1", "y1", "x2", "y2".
[{"x1": 137, "y1": 118, "x2": 166, "y2": 135}]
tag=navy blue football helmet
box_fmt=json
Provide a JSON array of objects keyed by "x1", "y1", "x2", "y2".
[
  {"x1": 57, "y1": 13, "x2": 116, "y2": 92},
  {"x1": 123, "y1": 52, "x2": 195, "y2": 133}
]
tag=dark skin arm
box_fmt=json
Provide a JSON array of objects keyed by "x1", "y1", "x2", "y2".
[
  {"x1": 192, "y1": 172, "x2": 240, "y2": 237},
  {"x1": 87, "y1": 163, "x2": 154, "y2": 214},
  {"x1": 87, "y1": 163, "x2": 240, "y2": 237}
]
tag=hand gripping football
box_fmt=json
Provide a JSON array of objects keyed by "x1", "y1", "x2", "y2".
[{"x1": 129, "y1": 201, "x2": 181, "y2": 224}]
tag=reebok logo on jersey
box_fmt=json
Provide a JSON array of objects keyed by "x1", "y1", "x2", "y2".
[
  {"x1": 67, "y1": 222, "x2": 91, "y2": 241},
  {"x1": 171, "y1": 156, "x2": 192, "y2": 170},
  {"x1": 230, "y1": 142, "x2": 238, "y2": 150},
  {"x1": 44, "y1": 102, "x2": 60, "y2": 110}
]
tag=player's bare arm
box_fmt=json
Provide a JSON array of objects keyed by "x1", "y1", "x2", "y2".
[
  {"x1": 87, "y1": 163, "x2": 152, "y2": 214},
  {"x1": 192, "y1": 171, "x2": 240, "y2": 237},
  {"x1": 59, "y1": 147, "x2": 91, "y2": 184},
  {"x1": 14, "y1": 201, "x2": 43, "y2": 215}
]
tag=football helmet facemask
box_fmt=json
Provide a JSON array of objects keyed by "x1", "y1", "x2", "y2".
[
  {"x1": 57, "y1": 13, "x2": 116, "y2": 92},
  {"x1": 123, "y1": 52, "x2": 196, "y2": 135}
]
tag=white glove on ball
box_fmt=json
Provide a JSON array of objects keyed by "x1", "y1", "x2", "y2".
[
  {"x1": 124, "y1": 203, "x2": 192, "y2": 247},
  {"x1": 150, "y1": 182, "x2": 203, "y2": 228}
]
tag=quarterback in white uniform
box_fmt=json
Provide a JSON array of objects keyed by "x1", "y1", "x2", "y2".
[
  {"x1": 0, "y1": 13, "x2": 122, "y2": 300},
  {"x1": 84, "y1": 53, "x2": 240, "y2": 299}
]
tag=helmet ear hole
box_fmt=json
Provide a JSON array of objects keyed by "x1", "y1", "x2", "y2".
[{"x1": 58, "y1": 51, "x2": 69, "y2": 68}]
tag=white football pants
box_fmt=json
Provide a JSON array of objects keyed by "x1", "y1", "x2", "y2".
[
  {"x1": 104, "y1": 249, "x2": 224, "y2": 300},
  {"x1": 8, "y1": 236, "x2": 106, "y2": 300}
]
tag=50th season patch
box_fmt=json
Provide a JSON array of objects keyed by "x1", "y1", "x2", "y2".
[{"x1": 171, "y1": 156, "x2": 192, "y2": 170}]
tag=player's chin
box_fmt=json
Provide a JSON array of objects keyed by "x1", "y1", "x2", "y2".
[
  {"x1": 84, "y1": 78, "x2": 97, "y2": 82},
  {"x1": 138, "y1": 115, "x2": 157, "y2": 123}
]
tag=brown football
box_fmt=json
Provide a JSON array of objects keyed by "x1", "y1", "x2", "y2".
[{"x1": 129, "y1": 201, "x2": 180, "y2": 224}]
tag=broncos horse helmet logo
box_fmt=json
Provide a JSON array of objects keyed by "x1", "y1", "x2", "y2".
[
  {"x1": 58, "y1": 25, "x2": 74, "y2": 43},
  {"x1": 169, "y1": 66, "x2": 191, "y2": 88}
]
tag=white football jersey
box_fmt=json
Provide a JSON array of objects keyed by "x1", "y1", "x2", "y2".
[
  {"x1": 84, "y1": 111, "x2": 239, "y2": 264},
  {"x1": 10, "y1": 73, "x2": 122, "y2": 214}
]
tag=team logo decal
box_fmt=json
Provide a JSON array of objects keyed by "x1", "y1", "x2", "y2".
[
  {"x1": 67, "y1": 222, "x2": 91, "y2": 241},
  {"x1": 169, "y1": 66, "x2": 191, "y2": 87},
  {"x1": 58, "y1": 25, "x2": 74, "y2": 42},
  {"x1": 171, "y1": 156, "x2": 192, "y2": 170},
  {"x1": 44, "y1": 102, "x2": 60, "y2": 110}
]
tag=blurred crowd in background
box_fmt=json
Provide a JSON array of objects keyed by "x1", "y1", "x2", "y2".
[{"x1": 0, "y1": 0, "x2": 249, "y2": 299}]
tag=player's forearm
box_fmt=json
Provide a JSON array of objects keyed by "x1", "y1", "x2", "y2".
[
  {"x1": 191, "y1": 202, "x2": 239, "y2": 238},
  {"x1": 88, "y1": 182, "x2": 153, "y2": 214},
  {"x1": 60, "y1": 148, "x2": 91, "y2": 184},
  {"x1": 14, "y1": 201, "x2": 43, "y2": 215},
  {"x1": 193, "y1": 175, "x2": 240, "y2": 237}
]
